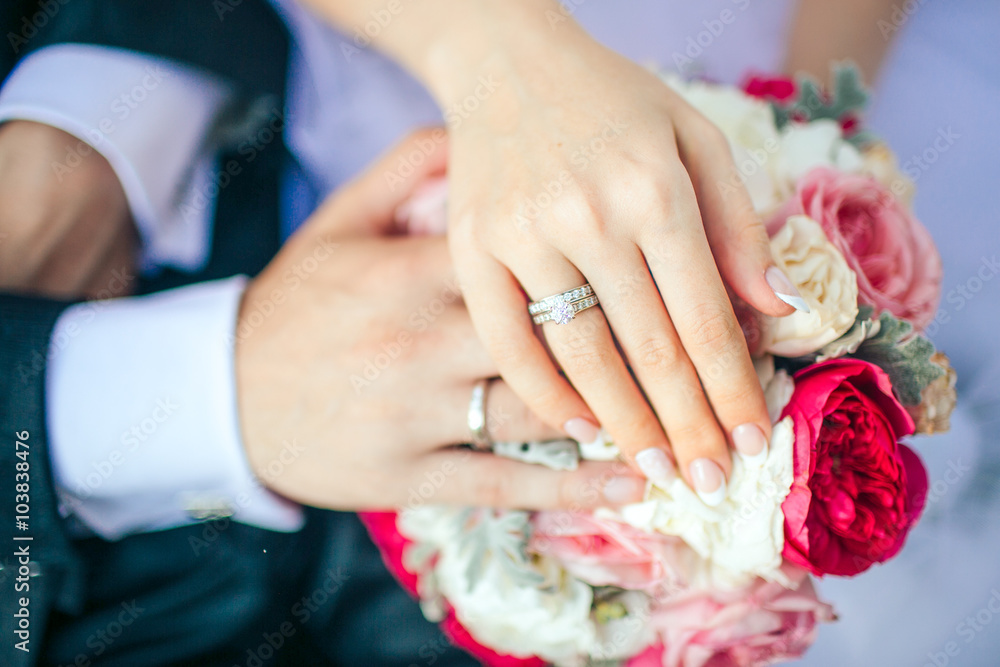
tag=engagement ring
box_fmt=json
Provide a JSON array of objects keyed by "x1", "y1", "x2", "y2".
[{"x1": 528, "y1": 284, "x2": 600, "y2": 325}]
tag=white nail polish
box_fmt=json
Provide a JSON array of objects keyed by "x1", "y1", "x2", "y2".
[
  {"x1": 690, "y1": 458, "x2": 727, "y2": 507},
  {"x1": 765, "y1": 266, "x2": 812, "y2": 314},
  {"x1": 732, "y1": 423, "x2": 769, "y2": 468},
  {"x1": 739, "y1": 447, "x2": 769, "y2": 468},
  {"x1": 635, "y1": 448, "x2": 675, "y2": 484},
  {"x1": 775, "y1": 292, "x2": 811, "y2": 314}
]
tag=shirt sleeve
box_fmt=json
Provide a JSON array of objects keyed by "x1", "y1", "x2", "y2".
[
  {"x1": 0, "y1": 44, "x2": 234, "y2": 274},
  {"x1": 45, "y1": 277, "x2": 305, "y2": 540}
]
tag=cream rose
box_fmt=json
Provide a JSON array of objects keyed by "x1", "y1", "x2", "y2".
[{"x1": 763, "y1": 215, "x2": 859, "y2": 356}]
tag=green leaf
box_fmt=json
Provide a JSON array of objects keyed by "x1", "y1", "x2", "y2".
[
  {"x1": 462, "y1": 509, "x2": 544, "y2": 591},
  {"x1": 772, "y1": 61, "x2": 871, "y2": 146},
  {"x1": 851, "y1": 311, "x2": 945, "y2": 406}
]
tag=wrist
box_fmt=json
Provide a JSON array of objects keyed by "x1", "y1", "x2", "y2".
[{"x1": 374, "y1": 0, "x2": 592, "y2": 108}]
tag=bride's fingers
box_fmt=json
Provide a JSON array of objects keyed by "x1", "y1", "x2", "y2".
[
  {"x1": 309, "y1": 127, "x2": 449, "y2": 238},
  {"x1": 407, "y1": 451, "x2": 646, "y2": 510},
  {"x1": 516, "y1": 250, "x2": 674, "y2": 460},
  {"x1": 674, "y1": 114, "x2": 797, "y2": 318},
  {"x1": 639, "y1": 168, "x2": 771, "y2": 482},
  {"x1": 453, "y1": 251, "x2": 599, "y2": 438}
]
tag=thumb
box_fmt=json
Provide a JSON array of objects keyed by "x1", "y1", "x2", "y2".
[{"x1": 308, "y1": 127, "x2": 449, "y2": 238}]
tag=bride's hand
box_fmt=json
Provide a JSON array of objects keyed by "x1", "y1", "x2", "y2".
[
  {"x1": 442, "y1": 13, "x2": 802, "y2": 503},
  {"x1": 301, "y1": 0, "x2": 803, "y2": 502},
  {"x1": 236, "y1": 130, "x2": 646, "y2": 511}
]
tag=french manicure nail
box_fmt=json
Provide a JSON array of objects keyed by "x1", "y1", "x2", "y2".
[
  {"x1": 732, "y1": 423, "x2": 768, "y2": 467},
  {"x1": 603, "y1": 477, "x2": 646, "y2": 505},
  {"x1": 564, "y1": 417, "x2": 600, "y2": 445},
  {"x1": 635, "y1": 448, "x2": 676, "y2": 484},
  {"x1": 765, "y1": 266, "x2": 811, "y2": 314},
  {"x1": 690, "y1": 459, "x2": 727, "y2": 507}
]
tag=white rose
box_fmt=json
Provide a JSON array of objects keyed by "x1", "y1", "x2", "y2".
[
  {"x1": 763, "y1": 215, "x2": 859, "y2": 356},
  {"x1": 400, "y1": 507, "x2": 596, "y2": 663},
  {"x1": 754, "y1": 354, "x2": 796, "y2": 422},
  {"x1": 659, "y1": 74, "x2": 783, "y2": 213},
  {"x1": 771, "y1": 120, "x2": 864, "y2": 204},
  {"x1": 614, "y1": 417, "x2": 796, "y2": 590},
  {"x1": 438, "y1": 545, "x2": 595, "y2": 663}
]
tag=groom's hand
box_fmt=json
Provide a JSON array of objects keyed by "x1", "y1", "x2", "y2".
[
  {"x1": 0, "y1": 120, "x2": 136, "y2": 299},
  {"x1": 235, "y1": 130, "x2": 646, "y2": 511}
]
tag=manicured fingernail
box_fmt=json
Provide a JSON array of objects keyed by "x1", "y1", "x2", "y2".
[
  {"x1": 635, "y1": 448, "x2": 675, "y2": 484},
  {"x1": 732, "y1": 423, "x2": 768, "y2": 467},
  {"x1": 564, "y1": 417, "x2": 600, "y2": 445},
  {"x1": 603, "y1": 477, "x2": 646, "y2": 505},
  {"x1": 765, "y1": 266, "x2": 811, "y2": 313},
  {"x1": 690, "y1": 459, "x2": 727, "y2": 507}
]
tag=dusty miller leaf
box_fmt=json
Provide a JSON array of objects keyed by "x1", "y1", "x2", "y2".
[
  {"x1": 462, "y1": 509, "x2": 544, "y2": 591},
  {"x1": 772, "y1": 62, "x2": 872, "y2": 146},
  {"x1": 851, "y1": 311, "x2": 945, "y2": 406}
]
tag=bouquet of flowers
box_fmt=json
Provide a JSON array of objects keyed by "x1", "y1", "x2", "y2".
[{"x1": 362, "y1": 65, "x2": 957, "y2": 666}]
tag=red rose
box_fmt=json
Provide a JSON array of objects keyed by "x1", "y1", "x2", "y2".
[
  {"x1": 742, "y1": 74, "x2": 797, "y2": 104},
  {"x1": 779, "y1": 359, "x2": 928, "y2": 576}
]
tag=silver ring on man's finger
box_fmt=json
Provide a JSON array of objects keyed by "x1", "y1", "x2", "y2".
[{"x1": 467, "y1": 379, "x2": 492, "y2": 451}]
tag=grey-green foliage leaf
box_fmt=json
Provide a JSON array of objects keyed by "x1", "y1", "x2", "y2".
[
  {"x1": 852, "y1": 311, "x2": 945, "y2": 406},
  {"x1": 772, "y1": 62, "x2": 871, "y2": 147},
  {"x1": 461, "y1": 509, "x2": 544, "y2": 591}
]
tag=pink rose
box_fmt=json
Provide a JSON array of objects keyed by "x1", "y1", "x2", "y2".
[
  {"x1": 529, "y1": 512, "x2": 689, "y2": 594},
  {"x1": 779, "y1": 359, "x2": 929, "y2": 577},
  {"x1": 630, "y1": 565, "x2": 835, "y2": 667},
  {"x1": 770, "y1": 167, "x2": 942, "y2": 329}
]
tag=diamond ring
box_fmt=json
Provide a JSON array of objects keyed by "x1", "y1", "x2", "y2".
[
  {"x1": 467, "y1": 379, "x2": 492, "y2": 451},
  {"x1": 528, "y1": 284, "x2": 600, "y2": 325}
]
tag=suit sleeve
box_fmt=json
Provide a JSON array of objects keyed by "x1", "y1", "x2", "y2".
[
  {"x1": 0, "y1": 294, "x2": 85, "y2": 667},
  {"x1": 4, "y1": 0, "x2": 289, "y2": 101}
]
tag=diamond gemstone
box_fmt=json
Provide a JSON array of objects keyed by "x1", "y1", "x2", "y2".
[{"x1": 549, "y1": 295, "x2": 575, "y2": 324}]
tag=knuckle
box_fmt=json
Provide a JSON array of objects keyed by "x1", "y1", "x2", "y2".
[
  {"x1": 711, "y1": 381, "x2": 762, "y2": 414},
  {"x1": 475, "y1": 473, "x2": 513, "y2": 507},
  {"x1": 521, "y1": 384, "x2": 569, "y2": 422},
  {"x1": 669, "y1": 419, "x2": 726, "y2": 457},
  {"x1": 684, "y1": 302, "x2": 741, "y2": 355},
  {"x1": 633, "y1": 334, "x2": 683, "y2": 376},
  {"x1": 701, "y1": 123, "x2": 731, "y2": 154},
  {"x1": 734, "y1": 217, "x2": 769, "y2": 251},
  {"x1": 558, "y1": 342, "x2": 615, "y2": 381},
  {"x1": 556, "y1": 474, "x2": 587, "y2": 508},
  {"x1": 489, "y1": 336, "x2": 533, "y2": 370}
]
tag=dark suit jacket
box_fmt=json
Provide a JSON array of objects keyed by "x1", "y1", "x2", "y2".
[
  {"x1": 1, "y1": 3, "x2": 291, "y2": 664},
  {"x1": 0, "y1": 7, "x2": 480, "y2": 666}
]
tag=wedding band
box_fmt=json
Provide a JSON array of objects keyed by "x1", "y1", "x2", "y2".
[
  {"x1": 528, "y1": 284, "x2": 600, "y2": 325},
  {"x1": 467, "y1": 379, "x2": 492, "y2": 451}
]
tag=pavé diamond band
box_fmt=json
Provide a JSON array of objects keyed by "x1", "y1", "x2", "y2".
[{"x1": 528, "y1": 285, "x2": 600, "y2": 325}]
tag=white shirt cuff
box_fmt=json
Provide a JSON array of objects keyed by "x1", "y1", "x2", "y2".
[
  {"x1": 0, "y1": 44, "x2": 234, "y2": 273},
  {"x1": 45, "y1": 278, "x2": 304, "y2": 540}
]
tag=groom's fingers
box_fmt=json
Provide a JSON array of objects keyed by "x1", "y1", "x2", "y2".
[
  {"x1": 309, "y1": 127, "x2": 449, "y2": 238},
  {"x1": 408, "y1": 451, "x2": 645, "y2": 510},
  {"x1": 439, "y1": 380, "x2": 563, "y2": 445}
]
